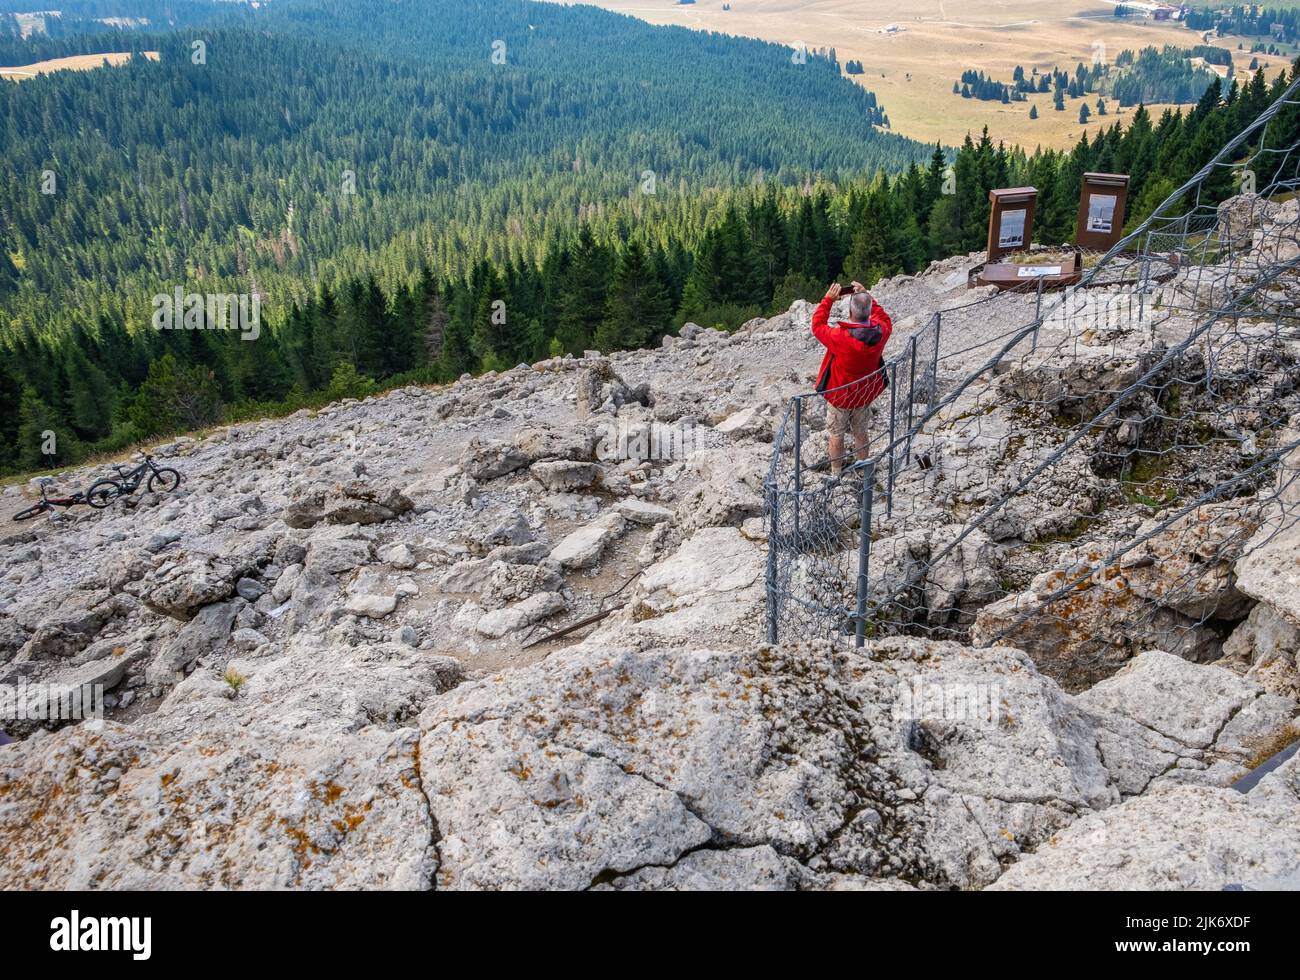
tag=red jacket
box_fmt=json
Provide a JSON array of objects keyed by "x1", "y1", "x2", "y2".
[{"x1": 812, "y1": 294, "x2": 892, "y2": 409}]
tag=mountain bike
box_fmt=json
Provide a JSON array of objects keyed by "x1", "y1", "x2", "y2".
[
  {"x1": 11, "y1": 479, "x2": 87, "y2": 521},
  {"x1": 86, "y1": 453, "x2": 183, "y2": 509}
]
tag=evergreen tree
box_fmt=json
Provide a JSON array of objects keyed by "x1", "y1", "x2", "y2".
[{"x1": 596, "y1": 241, "x2": 672, "y2": 351}]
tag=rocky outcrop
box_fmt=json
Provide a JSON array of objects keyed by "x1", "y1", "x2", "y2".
[
  {"x1": 990, "y1": 778, "x2": 1300, "y2": 890},
  {"x1": 0, "y1": 639, "x2": 462, "y2": 889},
  {"x1": 415, "y1": 636, "x2": 1121, "y2": 890},
  {"x1": 283, "y1": 481, "x2": 413, "y2": 528}
]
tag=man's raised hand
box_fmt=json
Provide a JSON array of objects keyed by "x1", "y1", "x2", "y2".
[{"x1": 824, "y1": 282, "x2": 843, "y2": 300}]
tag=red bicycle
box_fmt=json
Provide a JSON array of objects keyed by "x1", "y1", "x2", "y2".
[{"x1": 10, "y1": 480, "x2": 86, "y2": 521}]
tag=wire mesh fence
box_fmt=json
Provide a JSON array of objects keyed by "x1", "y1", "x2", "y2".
[{"x1": 765, "y1": 75, "x2": 1300, "y2": 691}]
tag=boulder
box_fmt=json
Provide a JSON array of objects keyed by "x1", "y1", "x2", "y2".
[
  {"x1": 379, "y1": 543, "x2": 416, "y2": 570},
  {"x1": 530, "y1": 460, "x2": 600, "y2": 492},
  {"x1": 0, "y1": 639, "x2": 462, "y2": 889},
  {"x1": 458, "y1": 439, "x2": 530, "y2": 482},
  {"x1": 989, "y1": 782, "x2": 1300, "y2": 890},
  {"x1": 1219, "y1": 602, "x2": 1300, "y2": 697},
  {"x1": 614, "y1": 499, "x2": 673, "y2": 525},
  {"x1": 475, "y1": 592, "x2": 566, "y2": 639},
  {"x1": 549, "y1": 515, "x2": 624, "y2": 570},
  {"x1": 417, "y1": 636, "x2": 1118, "y2": 891},
  {"x1": 973, "y1": 548, "x2": 1226, "y2": 691},
  {"x1": 343, "y1": 593, "x2": 398, "y2": 619},
  {"x1": 1122, "y1": 499, "x2": 1259, "y2": 621},
  {"x1": 1076, "y1": 650, "x2": 1264, "y2": 751},
  {"x1": 284, "y1": 482, "x2": 413, "y2": 528},
  {"x1": 14, "y1": 598, "x2": 112, "y2": 662},
  {"x1": 1235, "y1": 519, "x2": 1300, "y2": 630},
  {"x1": 304, "y1": 531, "x2": 374, "y2": 575},
  {"x1": 145, "y1": 600, "x2": 240, "y2": 685}
]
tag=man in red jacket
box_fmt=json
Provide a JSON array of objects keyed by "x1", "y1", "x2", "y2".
[{"x1": 812, "y1": 280, "x2": 893, "y2": 477}]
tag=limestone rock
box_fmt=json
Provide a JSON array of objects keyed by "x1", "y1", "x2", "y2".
[
  {"x1": 615, "y1": 499, "x2": 673, "y2": 525},
  {"x1": 343, "y1": 593, "x2": 398, "y2": 619},
  {"x1": 284, "y1": 481, "x2": 413, "y2": 528},
  {"x1": 458, "y1": 438, "x2": 530, "y2": 482},
  {"x1": 530, "y1": 460, "x2": 600, "y2": 492},
  {"x1": 1076, "y1": 650, "x2": 1263, "y2": 750},
  {"x1": 549, "y1": 515, "x2": 624, "y2": 570},
  {"x1": 145, "y1": 600, "x2": 239, "y2": 685},
  {"x1": 990, "y1": 783, "x2": 1300, "y2": 890},
  {"x1": 475, "y1": 592, "x2": 566, "y2": 639}
]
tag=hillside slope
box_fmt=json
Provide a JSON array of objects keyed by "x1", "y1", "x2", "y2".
[{"x1": 3, "y1": 195, "x2": 1299, "y2": 888}]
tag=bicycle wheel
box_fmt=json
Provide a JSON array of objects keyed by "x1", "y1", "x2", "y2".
[
  {"x1": 11, "y1": 502, "x2": 49, "y2": 521},
  {"x1": 86, "y1": 479, "x2": 121, "y2": 509},
  {"x1": 148, "y1": 468, "x2": 182, "y2": 493}
]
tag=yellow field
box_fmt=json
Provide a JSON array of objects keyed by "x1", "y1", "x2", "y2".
[
  {"x1": 557, "y1": 0, "x2": 1275, "y2": 149},
  {"x1": 0, "y1": 50, "x2": 159, "y2": 80}
]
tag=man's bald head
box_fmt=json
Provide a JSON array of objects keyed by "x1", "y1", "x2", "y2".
[{"x1": 848, "y1": 290, "x2": 873, "y2": 323}]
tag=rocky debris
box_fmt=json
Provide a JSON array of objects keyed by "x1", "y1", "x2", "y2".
[
  {"x1": 12, "y1": 592, "x2": 116, "y2": 662},
  {"x1": 1122, "y1": 500, "x2": 1259, "y2": 621},
  {"x1": 458, "y1": 438, "x2": 530, "y2": 482},
  {"x1": 110, "y1": 530, "x2": 279, "y2": 622},
  {"x1": 145, "y1": 600, "x2": 240, "y2": 685},
  {"x1": 530, "y1": 459, "x2": 600, "y2": 492},
  {"x1": 3, "y1": 259, "x2": 1297, "y2": 892},
  {"x1": 1219, "y1": 602, "x2": 1300, "y2": 697},
  {"x1": 549, "y1": 514, "x2": 625, "y2": 570},
  {"x1": 517, "y1": 423, "x2": 600, "y2": 464},
  {"x1": 343, "y1": 593, "x2": 399, "y2": 619},
  {"x1": 379, "y1": 543, "x2": 416, "y2": 570},
  {"x1": 304, "y1": 528, "x2": 374, "y2": 575},
  {"x1": 1001, "y1": 342, "x2": 1184, "y2": 427},
  {"x1": 283, "y1": 482, "x2": 413, "y2": 528},
  {"x1": 0, "y1": 638, "x2": 462, "y2": 889},
  {"x1": 615, "y1": 499, "x2": 673, "y2": 525},
  {"x1": 989, "y1": 778, "x2": 1300, "y2": 890},
  {"x1": 124, "y1": 553, "x2": 243, "y2": 620},
  {"x1": 575, "y1": 357, "x2": 651, "y2": 417},
  {"x1": 475, "y1": 592, "x2": 566, "y2": 638}
]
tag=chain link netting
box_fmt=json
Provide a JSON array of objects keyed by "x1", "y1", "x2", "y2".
[{"x1": 766, "y1": 76, "x2": 1300, "y2": 691}]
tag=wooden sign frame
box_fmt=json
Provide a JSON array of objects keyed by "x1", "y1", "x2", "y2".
[
  {"x1": 986, "y1": 187, "x2": 1037, "y2": 263},
  {"x1": 1075, "y1": 173, "x2": 1130, "y2": 251}
]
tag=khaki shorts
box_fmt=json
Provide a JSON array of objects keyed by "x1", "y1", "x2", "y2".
[{"x1": 826, "y1": 403, "x2": 875, "y2": 438}]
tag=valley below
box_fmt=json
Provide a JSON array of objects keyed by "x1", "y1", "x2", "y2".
[{"x1": 557, "y1": 0, "x2": 1260, "y2": 147}]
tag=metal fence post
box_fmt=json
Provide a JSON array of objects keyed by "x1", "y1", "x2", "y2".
[
  {"x1": 929, "y1": 311, "x2": 941, "y2": 405},
  {"x1": 1032, "y1": 276, "x2": 1044, "y2": 351},
  {"x1": 885, "y1": 372, "x2": 897, "y2": 517},
  {"x1": 793, "y1": 397, "x2": 803, "y2": 547},
  {"x1": 905, "y1": 333, "x2": 917, "y2": 469},
  {"x1": 854, "y1": 460, "x2": 876, "y2": 649},
  {"x1": 764, "y1": 481, "x2": 779, "y2": 645}
]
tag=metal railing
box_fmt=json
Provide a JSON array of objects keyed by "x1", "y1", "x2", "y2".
[{"x1": 765, "y1": 74, "x2": 1300, "y2": 656}]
